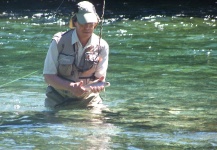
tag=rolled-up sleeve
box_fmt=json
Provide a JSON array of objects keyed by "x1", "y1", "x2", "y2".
[
  {"x1": 95, "y1": 40, "x2": 109, "y2": 79},
  {"x1": 43, "y1": 40, "x2": 59, "y2": 74}
]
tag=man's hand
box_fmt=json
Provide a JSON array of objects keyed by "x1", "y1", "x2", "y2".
[
  {"x1": 68, "y1": 81, "x2": 88, "y2": 97},
  {"x1": 68, "y1": 76, "x2": 106, "y2": 96}
]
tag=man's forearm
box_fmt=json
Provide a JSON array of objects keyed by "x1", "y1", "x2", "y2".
[{"x1": 44, "y1": 74, "x2": 71, "y2": 91}]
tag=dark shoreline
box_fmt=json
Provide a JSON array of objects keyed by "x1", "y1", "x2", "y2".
[{"x1": 0, "y1": 0, "x2": 216, "y2": 19}]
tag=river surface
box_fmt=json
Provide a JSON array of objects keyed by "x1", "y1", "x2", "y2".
[{"x1": 0, "y1": 8, "x2": 217, "y2": 150}]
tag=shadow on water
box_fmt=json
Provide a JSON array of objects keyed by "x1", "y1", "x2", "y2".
[
  {"x1": 0, "y1": 107, "x2": 217, "y2": 149},
  {"x1": 0, "y1": 109, "x2": 119, "y2": 149}
]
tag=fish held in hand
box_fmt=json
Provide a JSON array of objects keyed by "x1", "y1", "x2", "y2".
[{"x1": 84, "y1": 81, "x2": 110, "y2": 92}]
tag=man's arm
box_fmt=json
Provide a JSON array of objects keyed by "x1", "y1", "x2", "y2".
[{"x1": 44, "y1": 74, "x2": 87, "y2": 97}]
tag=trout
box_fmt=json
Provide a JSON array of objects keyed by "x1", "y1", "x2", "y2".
[{"x1": 83, "y1": 81, "x2": 110, "y2": 92}]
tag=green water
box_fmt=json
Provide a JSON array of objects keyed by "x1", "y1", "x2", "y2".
[{"x1": 0, "y1": 12, "x2": 217, "y2": 149}]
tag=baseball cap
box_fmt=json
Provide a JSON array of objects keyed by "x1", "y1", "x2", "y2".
[{"x1": 76, "y1": 1, "x2": 99, "y2": 24}]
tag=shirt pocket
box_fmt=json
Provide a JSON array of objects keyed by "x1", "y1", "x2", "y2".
[{"x1": 58, "y1": 54, "x2": 75, "y2": 76}]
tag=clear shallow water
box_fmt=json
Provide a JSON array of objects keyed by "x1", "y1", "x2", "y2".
[{"x1": 0, "y1": 11, "x2": 217, "y2": 149}]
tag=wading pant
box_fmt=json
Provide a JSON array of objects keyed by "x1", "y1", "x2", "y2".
[{"x1": 45, "y1": 86, "x2": 102, "y2": 109}]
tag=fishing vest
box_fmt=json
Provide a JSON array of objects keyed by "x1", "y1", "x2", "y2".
[
  {"x1": 52, "y1": 29, "x2": 101, "y2": 98},
  {"x1": 52, "y1": 30, "x2": 101, "y2": 83}
]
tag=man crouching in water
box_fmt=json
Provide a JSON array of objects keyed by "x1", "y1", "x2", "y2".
[{"x1": 43, "y1": 1, "x2": 109, "y2": 108}]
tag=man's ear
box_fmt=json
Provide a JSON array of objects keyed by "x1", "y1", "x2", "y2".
[
  {"x1": 94, "y1": 23, "x2": 98, "y2": 29},
  {"x1": 74, "y1": 22, "x2": 78, "y2": 27}
]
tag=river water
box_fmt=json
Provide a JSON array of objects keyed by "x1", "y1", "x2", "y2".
[{"x1": 0, "y1": 8, "x2": 217, "y2": 150}]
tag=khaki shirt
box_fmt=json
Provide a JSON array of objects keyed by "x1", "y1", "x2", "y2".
[{"x1": 43, "y1": 29, "x2": 109, "y2": 79}]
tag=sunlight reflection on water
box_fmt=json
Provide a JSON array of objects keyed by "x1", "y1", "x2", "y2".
[{"x1": 0, "y1": 10, "x2": 217, "y2": 149}]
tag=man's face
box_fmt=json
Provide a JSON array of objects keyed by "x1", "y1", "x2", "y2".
[{"x1": 75, "y1": 22, "x2": 97, "y2": 38}]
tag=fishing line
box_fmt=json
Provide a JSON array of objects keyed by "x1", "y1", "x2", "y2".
[
  {"x1": 0, "y1": 71, "x2": 38, "y2": 88},
  {"x1": 0, "y1": 0, "x2": 105, "y2": 88},
  {"x1": 97, "y1": 0, "x2": 106, "y2": 60},
  {"x1": 30, "y1": 0, "x2": 66, "y2": 44},
  {"x1": 0, "y1": 0, "x2": 65, "y2": 88}
]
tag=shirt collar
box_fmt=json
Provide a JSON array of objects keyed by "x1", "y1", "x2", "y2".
[
  {"x1": 71, "y1": 29, "x2": 79, "y2": 45},
  {"x1": 71, "y1": 29, "x2": 97, "y2": 48}
]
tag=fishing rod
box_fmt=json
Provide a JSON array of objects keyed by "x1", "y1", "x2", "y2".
[
  {"x1": 97, "y1": 0, "x2": 106, "y2": 62},
  {"x1": 99, "y1": 0, "x2": 106, "y2": 39}
]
